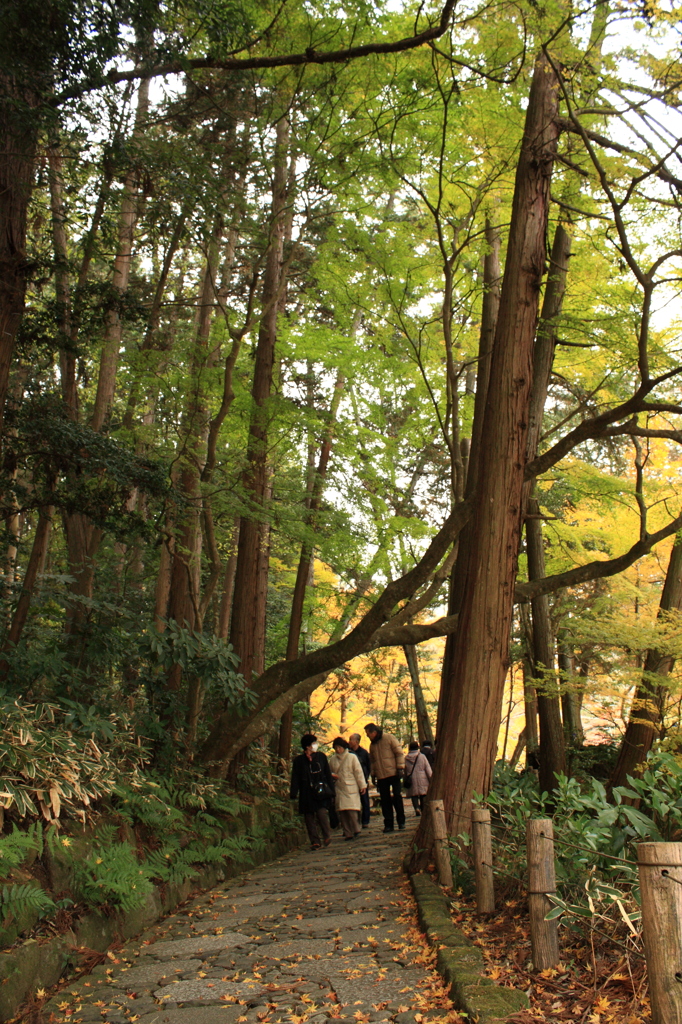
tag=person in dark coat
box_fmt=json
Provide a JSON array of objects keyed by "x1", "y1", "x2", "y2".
[
  {"x1": 348, "y1": 733, "x2": 371, "y2": 828},
  {"x1": 290, "y1": 733, "x2": 334, "y2": 849},
  {"x1": 420, "y1": 741, "x2": 435, "y2": 767}
]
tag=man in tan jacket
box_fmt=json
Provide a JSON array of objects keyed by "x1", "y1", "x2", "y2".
[{"x1": 364, "y1": 723, "x2": 406, "y2": 833}]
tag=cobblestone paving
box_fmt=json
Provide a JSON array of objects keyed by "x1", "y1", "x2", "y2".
[{"x1": 43, "y1": 815, "x2": 460, "y2": 1024}]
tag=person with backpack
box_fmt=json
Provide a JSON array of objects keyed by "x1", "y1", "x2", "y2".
[{"x1": 404, "y1": 740, "x2": 432, "y2": 815}]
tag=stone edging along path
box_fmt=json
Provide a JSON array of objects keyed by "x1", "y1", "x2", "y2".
[
  {"x1": 30, "y1": 817, "x2": 527, "y2": 1024},
  {"x1": 409, "y1": 874, "x2": 528, "y2": 1022}
]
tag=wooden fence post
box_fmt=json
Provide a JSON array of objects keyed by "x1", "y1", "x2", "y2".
[
  {"x1": 472, "y1": 807, "x2": 495, "y2": 914},
  {"x1": 430, "y1": 799, "x2": 454, "y2": 889},
  {"x1": 638, "y1": 842, "x2": 682, "y2": 1024},
  {"x1": 526, "y1": 818, "x2": 560, "y2": 970}
]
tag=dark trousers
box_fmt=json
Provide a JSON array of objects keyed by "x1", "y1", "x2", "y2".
[
  {"x1": 303, "y1": 807, "x2": 332, "y2": 845},
  {"x1": 360, "y1": 788, "x2": 371, "y2": 825},
  {"x1": 411, "y1": 793, "x2": 424, "y2": 813},
  {"x1": 377, "y1": 775, "x2": 405, "y2": 829}
]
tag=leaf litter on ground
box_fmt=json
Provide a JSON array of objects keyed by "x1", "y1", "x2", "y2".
[{"x1": 447, "y1": 888, "x2": 651, "y2": 1023}]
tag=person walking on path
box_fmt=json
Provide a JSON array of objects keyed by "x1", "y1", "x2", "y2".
[
  {"x1": 420, "y1": 741, "x2": 435, "y2": 766},
  {"x1": 329, "y1": 736, "x2": 366, "y2": 840},
  {"x1": 364, "y1": 723, "x2": 406, "y2": 833},
  {"x1": 348, "y1": 732, "x2": 371, "y2": 828},
  {"x1": 290, "y1": 733, "x2": 334, "y2": 849},
  {"x1": 404, "y1": 740, "x2": 432, "y2": 816}
]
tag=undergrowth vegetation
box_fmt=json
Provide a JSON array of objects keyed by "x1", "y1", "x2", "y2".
[
  {"x1": 459, "y1": 752, "x2": 682, "y2": 958},
  {"x1": 0, "y1": 693, "x2": 297, "y2": 931}
]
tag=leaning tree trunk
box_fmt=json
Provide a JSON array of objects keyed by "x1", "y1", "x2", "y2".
[
  {"x1": 609, "y1": 534, "x2": 682, "y2": 792},
  {"x1": 410, "y1": 53, "x2": 560, "y2": 859}
]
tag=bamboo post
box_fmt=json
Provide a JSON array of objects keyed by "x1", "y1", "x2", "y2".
[
  {"x1": 430, "y1": 799, "x2": 453, "y2": 888},
  {"x1": 526, "y1": 818, "x2": 560, "y2": 969},
  {"x1": 472, "y1": 807, "x2": 495, "y2": 914},
  {"x1": 638, "y1": 842, "x2": 682, "y2": 1024}
]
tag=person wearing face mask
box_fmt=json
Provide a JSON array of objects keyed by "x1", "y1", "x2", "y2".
[{"x1": 290, "y1": 733, "x2": 334, "y2": 849}]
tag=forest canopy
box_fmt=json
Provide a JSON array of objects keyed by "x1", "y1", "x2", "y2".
[{"x1": 1, "y1": 0, "x2": 682, "y2": 841}]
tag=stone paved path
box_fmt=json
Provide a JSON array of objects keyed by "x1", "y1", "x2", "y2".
[{"x1": 43, "y1": 815, "x2": 461, "y2": 1024}]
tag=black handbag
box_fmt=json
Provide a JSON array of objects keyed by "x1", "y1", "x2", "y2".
[{"x1": 403, "y1": 755, "x2": 419, "y2": 789}]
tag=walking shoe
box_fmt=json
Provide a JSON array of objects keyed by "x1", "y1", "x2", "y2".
[
  {"x1": 382, "y1": 826, "x2": 394, "y2": 833},
  {"x1": 415, "y1": 810, "x2": 421, "y2": 816},
  {"x1": 311, "y1": 843, "x2": 321, "y2": 850},
  {"x1": 362, "y1": 823, "x2": 369, "y2": 828},
  {"x1": 398, "y1": 823, "x2": 406, "y2": 830},
  {"x1": 344, "y1": 835, "x2": 355, "y2": 841},
  {"x1": 323, "y1": 837, "x2": 332, "y2": 846}
]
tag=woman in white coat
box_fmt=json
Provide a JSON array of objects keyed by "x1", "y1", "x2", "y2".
[{"x1": 329, "y1": 736, "x2": 367, "y2": 839}]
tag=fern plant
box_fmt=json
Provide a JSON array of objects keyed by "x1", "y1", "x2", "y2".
[
  {"x1": 0, "y1": 822, "x2": 44, "y2": 872},
  {"x1": 70, "y1": 843, "x2": 154, "y2": 912},
  {"x1": 0, "y1": 883, "x2": 56, "y2": 922}
]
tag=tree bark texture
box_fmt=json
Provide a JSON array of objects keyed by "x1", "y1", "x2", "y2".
[
  {"x1": 278, "y1": 370, "x2": 344, "y2": 759},
  {"x1": 414, "y1": 53, "x2": 559, "y2": 848},
  {"x1": 558, "y1": 647, "x2": 585, "y2": 747},
  {"x1": 437, "y1": 220, "x2": 500, "y2": 739},
  {"x1": 0, "y1": 504, "x2": 54, "y2": 676},
  {"x1": 229, "y1": 116, "x2": 290, "y2": 683},
  {"x1": 90, "y1": 78, "x2": 150, "y2": 433},
  {"x1": 609, "y1": 534, "x2": 682, "y2": 792},
  {"x1": 404, "y1": 644, "x2": 434, "y2": 745},
  {"x1": 526, "y1": 497, "x2": 566, "y2": 793},
  {"x1": 0, "y1": 74, "x2": 39, "y2": 440}
]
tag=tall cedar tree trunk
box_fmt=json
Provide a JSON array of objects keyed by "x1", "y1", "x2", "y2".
[
  {"x1": 411, "y1": 54, "x2": 559, "y2": 856},
  {"x1": 278, "y1": 370, "x2": 344, "y2": 761},
  {"x1": 404, "y1": 644, "x2": 434, "y2": 745},
  {"x1": 558, "y1": 646, "x2": 585, "y2": 747},
  {"x1": 523, "y1": 223, "x2": 571, "y2": 791},
  {"x1": 436, "y1": 220, "x2": 500, "y2": 740},
  {"x1": 165, "y1": 218, "x2": 223, "y2": 693},
  {"x1": 64, "y1": 79, "x2": 149, "y2": 634},
  {"x1": 0, "y1": 75, "x2": 40, "y2": 440},
  {"x1": 609, "y1": 534, "x2": 682, "y2": 791},
  {"x1": 0, "y1": 503, "x2": 54, "y2": 676},
  {"x1": 526, "y1": 497, "x2": 566, "y2": 794},
  {"x1": 520, "y1": 603, "x2": 540, "y2": 758},
  {"x1": 229, "y1": 116, "x2": 289, "y2": 684}
]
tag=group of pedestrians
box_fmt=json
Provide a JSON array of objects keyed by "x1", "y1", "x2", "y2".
[{"x1": 289, "y1": 724, "x2": 434, "y2": 850}]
